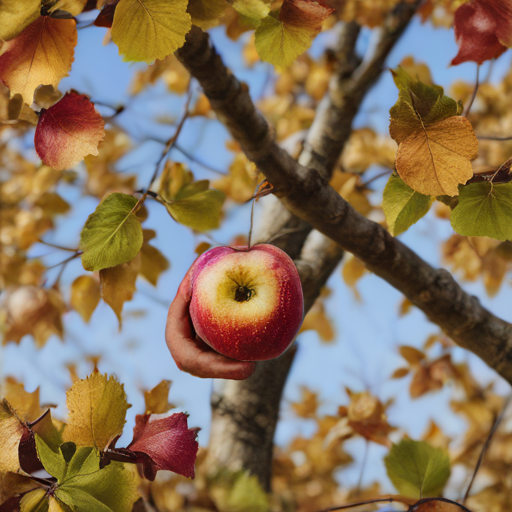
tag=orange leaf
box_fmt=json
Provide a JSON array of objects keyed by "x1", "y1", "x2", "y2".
[
  {"x1": 35, "y1": 92, "x2": 105, "y2": 170},
  {"x1": 399, "y1": 345, "x2": 426, "y2": 365},
  {"x1": 0, "y1": 17, "x2": 77, "y2": 104}
]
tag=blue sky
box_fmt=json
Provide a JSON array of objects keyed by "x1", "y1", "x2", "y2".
[{"x1": 2, "y1": 13, "x2": 512, "y2": 494}]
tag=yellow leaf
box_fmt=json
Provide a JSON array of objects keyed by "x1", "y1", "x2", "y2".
[
  {"x1": 232, "y1": 0, "x2": 270, "y2": 20},
  {"x1": 396, "y1": 116, "x2": 478, "y2": 196},
  {"x1": 70, "y1": 275, "x2": 101, "y2": 323},
  {"x1": 291, "y1": 387, "x2": 320, "y2": 419},
  {"x1": 47, "y1": 0, "x2": 88, "y2": 16},
  {"x1": 140, "y1": 230, "x2": 170, "y2": 286},
  {"x1": 20, "y1": 488, "x2": 47, "y2": 512},
  {"x1": 0, "y1": 400, "x2": 24, "y2": 473},
  {"x1": 0, "y1": 17, "x2": 77, "y2": 104},
  {"x1": 63, "y1": 372, "x2": 131, "y2": 450},
  {"x1": 0, "y1": 472, "x2": 42, "y2": 504},
  {"x1": 299, "y1": 289, "x2": 335, "y2": 342},
  {"x1": 342, "y1": 255, "x2": 367, "y2": 290},
  {"x1": 48, "y1": 497, "x2": 65, "y2": 512},
  {"x1": 213, "y1": 153, "x2": 258, "y2": 203},
  {"x1": 111, "y1": 0, "x2": 192, "y2": 63},
  {"x1": 144, "y1": 380, "x2": 174, "y2": 414},
  {"x1": 3, "y1": 377, "x2": 43, "y2": 422},
  {"x1": 391, "y1": 367, "x2": 410, "y2": 379},
  {"x1": 100, "y1": 253, "x2": 140, "y2": 326},
  {"x1": 0, "y1": 0, "x2": 40, "y2": 41},
  {"x1": 188, "y1": 0, "x2": 228, "y2": 29}
]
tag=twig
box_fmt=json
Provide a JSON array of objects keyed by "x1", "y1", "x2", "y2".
[
  {"x1": 174, "y1": 143, "x2": 227, "y2": 175},
  {"x1": 477, "y1": 135, "x2": 512, "y2": 141},
  {"x1": 462, "y1": 393, "x2": 512, "y2": 504},
  {"x1": 357, "y1": 169, "x2": 393, "y2": 189},
  {"x1": 355, "y1": 440, "x2": 369, "y2": 493},
  {"x1": 37, "y1": 239, "x2": 79, "y2": 252},
  {"x1": 464, "y1": 64, "x2": 480, "y2": 117},
  {"x1": 45, "y1": 251, "x2": 82, "y2": 271}
]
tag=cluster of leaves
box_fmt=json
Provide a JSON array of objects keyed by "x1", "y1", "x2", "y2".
[{"x1": 0, "y1": 372, "x2": 198, "y2": 511}]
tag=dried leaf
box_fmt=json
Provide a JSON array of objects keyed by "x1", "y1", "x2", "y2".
[
  {"x1": 143, "y1": 380, "x2": 174, "y2": 415},
  {"x1": 399, "y1": 346, "x2": 426, "y2": 365},
  {"x1": 63, "y1": 372, "x2": 131, "y2": 450},
  {"x1": 0, "y1": 400, "x2": 25, "y2": 473},
  {"x1": 140, "y1": 230, "x2": 169, "y2": 286}
]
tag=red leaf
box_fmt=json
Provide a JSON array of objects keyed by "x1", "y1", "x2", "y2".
[
  {"x1": 279, "y1": 0, "x2": 334, "y2": 30},
  {"x1": 94, "y1": 0, "x2": 120, "y2": 28},
  {"x1": 451, "y1": 0, "x2": 511, "y2": 65},
  {"x1": 127, "y1": 413, "x2": 199, "y2": 479},
  {"x1": 34, "y1": 91, "x2": 105, "y2": 170}
]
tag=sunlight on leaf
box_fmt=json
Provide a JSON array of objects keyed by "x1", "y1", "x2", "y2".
[
  {"x1": 80, "y1": 193, "x2": 143, "y2": 272},
  {"x1": 385, "y1": 439, "x2": 450, "y2": 498},
  {"x1": 63, "y1": 372, "x2": 131, "y2": 450},
  {"x1": 144, "y1": 380, "x2": 174, "y2": 415},
  {"x1": 0, "y1": 0, "x2": 40, "y2": 41},
  {"x1": 451, "y1": 182, "x2": 512, "y2": 241},
  {"x1": 111, "y1": 0, "x2": 192, "y2": 62}
]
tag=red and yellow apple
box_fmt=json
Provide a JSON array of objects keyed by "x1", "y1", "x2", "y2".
[{"x1": 188, "y1": 244, "x2": 304, "y2": 361}]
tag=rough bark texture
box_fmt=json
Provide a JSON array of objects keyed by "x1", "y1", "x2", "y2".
[{"x1": 176, "y1": 1, "x2": 426, "y2": 490}]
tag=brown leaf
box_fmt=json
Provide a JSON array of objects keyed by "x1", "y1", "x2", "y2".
[
  {"x1": 140, "y1": 231, "x2": 169, "y2": 287},
  {"x1": 291, "y1": 387, "x2": 320, "y2": 419},
  {"x1": 0, "y1": 17, "x2": 76, "y2": 104},
  {"x1": 391, "y1": 367, "x2": 410, "y2": 379},
  {"x1": 399, "y1": 345, "x2": 426, "y2": 365},
  {"x1": 100, "y1": 253, "x2": 141, "y2": 326},
  {"x1": 0, "y1": 401, "x2": 26, "y2": 473}
]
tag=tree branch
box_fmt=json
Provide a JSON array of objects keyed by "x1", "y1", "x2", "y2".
[{"x1": 176, "y1": 22, "x2": 512, "y2": 385}]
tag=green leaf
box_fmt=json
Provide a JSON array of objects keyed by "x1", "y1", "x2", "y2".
[
  {"x1": 35, "y1": 436, "x2": 139, "y2": 512},
  {"x1": 384, "y1": 439, "x2": 450, "y2": 498},
  {"x1": 232, "y1": 0, "x2": 270, "y2": 21},
  {"x1": 165, "y1": 189, "x2": 225, "y2": 232},
  {"x1": 79, "y1": 193, "x2": 143, "y2": 272},
  {"x1": 111, "y1": 0, "x2": 192, "y2": 63},
  {"x1": 20, "y1": 488, "x2": 49, "y2": 512},
  {"x1": 451, "y1": 182, "x2": 512, "y2": 241},
  {"x1": 255, "y1": 14, "x2": 315, "y2": 69},
  {"x1": 383, "y1": 174, "x2": 433, "y2": 236}
]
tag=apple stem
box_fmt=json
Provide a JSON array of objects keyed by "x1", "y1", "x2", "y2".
[{"x1": 247, "y1": 195, "x2": 256, "y2": 249}]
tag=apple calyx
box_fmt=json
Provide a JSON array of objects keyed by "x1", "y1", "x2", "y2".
[{"x1": 234, "y1": 285, "x2": 253, "y2": 302}]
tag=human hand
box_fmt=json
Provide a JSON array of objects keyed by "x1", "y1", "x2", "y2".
[{"x1": 165, "y1": 268, "x2": 257, "y2": 380}]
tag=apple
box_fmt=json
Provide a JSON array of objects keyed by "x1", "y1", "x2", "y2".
[{"x1": 188, "y1": 244, "x2": 304, "y2": 361}]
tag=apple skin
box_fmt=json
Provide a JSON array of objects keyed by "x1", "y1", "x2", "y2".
[{"x1": 188, "y1": 244, "x2": 304, "y2": 361}]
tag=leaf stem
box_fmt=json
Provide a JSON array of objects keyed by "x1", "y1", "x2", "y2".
[{"x1": 464, "y1": 64, "x2": 480, "y2": 117}]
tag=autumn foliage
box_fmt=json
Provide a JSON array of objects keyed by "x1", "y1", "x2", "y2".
[{"x1": 2, "y1": 0, "x2": 512, "y2": 511}]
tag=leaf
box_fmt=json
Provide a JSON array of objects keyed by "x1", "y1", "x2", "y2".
[
  {"x1": 383, "y1": 175, "x2": 433, "y2": 236},
  {"x1": 19, "y1": 488, "x2": 48, "y2": 512},
  {"x1": 63, "y1": 372, "x2": 131, "y2": 450},
  {"x1": 188, "y1": 0, "x2": 229, "y2": 29},
  {"x1": 385, "y1": 439, "x2": 451, "y2": 498},
  {"x1": 0, "y1": 17, "x2": 77, "y2": 104},
  {"x1": 450, "y1": 182, "x2": 512, "y2": 241},
  {"x1": 79, "y1": 193, "x2": 143, "y2": 272},
  {"x1": 391, "y1": 367, "x2": 410, "y2": 379},
  {"x1": 3, "y1": 378, "x2": 44, "y2": 422},
  {"x1": 232, "y1": 0, "x2": 271, "y2": 20},
  {"x1": 389, "y1": 69, "x2": 478, "y2": 197},
  {"x1": 140, "y1": 230, "x2": 169, "y2": 286},
  {"x1": 211, "y1": 471, "x2": 269, "y2": 512},
  {"x1": 127, "y1": 413, "x2": 199, "y2": 480},
  {"x1": 94, "y1": 0, "x2": 120, "y2": 28},
  {"x1": 0, "y1": 401, "x2": 25, "y2": 473},
  {"x1": 35, "y1": 436, "x2": 139, "y2": 512},
  {"x1": 451, "y1": 0, "x2": 511, "y2": 66},
  {"x1": 70, "y1": 275, "x2": 101, "y2": 323},
  {"x1": 399, "y1": 345, "x2": 426, "y2": 365},
  {"x1": 111, "y1": 0, "x2": 192, "y2": 63},
  {"x1": 165, "y1": 189, "x2": 225, "y2": 232},
  {"x1": 291, "y1": 387, "x2": 320, "y2": 419},
  {"x1": 0, "y1": 0, "x2": 40, "y2": 41},
  {"x1": 143, "y1": 380, "x2": 174, "y2": 415},
  {"x1": 35, "y1": 92, "x2": 105, "y2": 171},
  {"x1": 100, "y1": 254, "x2": 141, "y2": 325},
  {"x1": 47, "y1": 0, "x2": 89, "y2": 16}
]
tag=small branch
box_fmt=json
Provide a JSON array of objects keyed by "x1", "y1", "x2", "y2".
[
  {"x1": 357, "y1": 169, "x2": 393, "y2": 189},
  {"x1": 37, "y1": 239, "x2": 79, "y2": 252},
  {"x1": 174, "y1": 143, "x2": 227, "y2": 175},
  {"x1": 45, "y1": 251, "x2": 82, "y2": 271},
  {"x1": 477, "y1": 135, "x2": 512, "y2": 141},
  {"x1": 462, "y1": 393, "x2": 512, "y2": 504},
  {"x1": 464, "y1": 64, "x2": 480, "y2": 117}
]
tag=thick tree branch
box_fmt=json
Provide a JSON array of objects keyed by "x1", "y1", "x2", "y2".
[{"x1": 176, "y1": 21, "x2": 512, "y2": 385}]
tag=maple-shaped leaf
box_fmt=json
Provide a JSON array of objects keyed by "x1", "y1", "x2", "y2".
[
  {"x1": 79, "y1": 193, "x2": 143, "y2": 272},
  {"x1": 63, "y1": 372, "x2": 131, "y2": 450},
  {"x1": 70, "y1": 275, "x2": 101, "y2": 323},
  {"x1": 127, "y1": 413, "x2": 199, "y2": 480},
  {"x1": 385, "y1": 439, "x2": 450, "y2": 498},
  {"x1": 111, "y1": 0, "x2": 192, "y2": 63},
  {"x1": 0, "y1": 17, "x2": 77, "y2": 104},
  {"x1": 143, "y1": 380, "x2": 174, "y2": 415},
  {"x1": 140, "y1": 230, "x2": 170, "y2": 286},
  {"x1": 0, "y1": 0, "x2": 40, "y2": 42},
  {"x1": 383, "y1": 174, "x2": 433, "y2": 236},
  {"x1": 255, "y1": 0, "x2": 334, "y2": 68},
  {"x1": 450, "y1": 182, "x2": 512, "y2": 241},
  {"x1": 35, "y1": 92, "x2": 105, "y2": 171},
  {"x1": 451, "y1": 0, "x2": 512, "y2": 66},
  {"x1": 35, "y1": 437, "x2": 139, "y2": 512},
  {"x1": 390, "y1": 68, "x2": 478, "y2": 196},
  {"x1": 100, "y1": 253, "x2": 141, "y2": 326}
]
